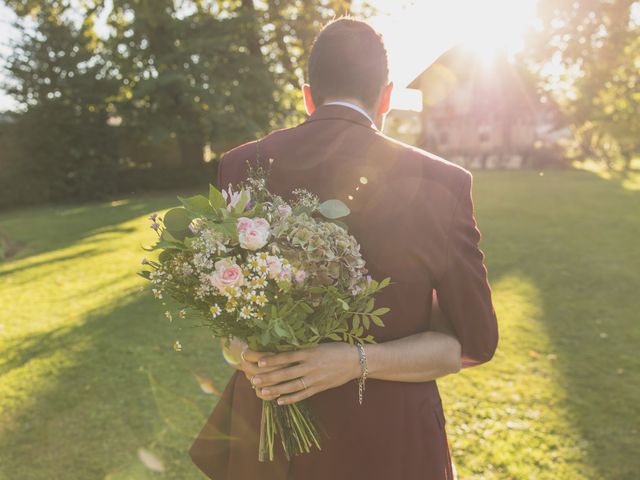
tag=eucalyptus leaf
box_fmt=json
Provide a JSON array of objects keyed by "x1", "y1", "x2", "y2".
[
  {"x1": 318, "y1": 199, "x2": 350, "y2": 219},
  {"x1": 163, "y1": 207, "x2": 191, "y2": 239}
]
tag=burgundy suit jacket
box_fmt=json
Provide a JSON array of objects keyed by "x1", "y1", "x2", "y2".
[{"x1": 189, "y1": 104, "x2": 498, "y2": 480}]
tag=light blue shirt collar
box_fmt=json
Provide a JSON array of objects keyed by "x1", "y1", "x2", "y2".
[{"x1": 323, "y1": 101, "x2": 376, "y2": 126}]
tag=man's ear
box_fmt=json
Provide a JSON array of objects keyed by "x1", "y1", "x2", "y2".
[
  {"x1": 377, "y1": 81, "x2": 394, "y2": 116},
  {"x1": 302, "y1": 84, "x2": 316, "y2": 115}
]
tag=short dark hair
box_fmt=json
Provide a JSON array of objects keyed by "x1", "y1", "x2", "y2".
[{"x1": 307, "y1": 17, "x2": 389, "y2": 111}]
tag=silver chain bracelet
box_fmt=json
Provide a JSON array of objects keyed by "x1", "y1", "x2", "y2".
[{"x1": 355, "y1": 341, "x2": 368, "y2": 405}]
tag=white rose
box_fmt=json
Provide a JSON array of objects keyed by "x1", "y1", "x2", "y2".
[{"x1": 238, "y1": 218, "x2": 270, "y2": 250}]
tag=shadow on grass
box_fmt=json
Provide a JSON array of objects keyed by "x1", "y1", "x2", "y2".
[
  {"x1": 476, "y1": 169, "x2": 640, "y2": 478},
  {"x1": 0, "y1": 287, "x2": 231, "y2": 480},
  {"x1": 0, "y1": 247, "x2": 103, "y2": 278},
  {"x1": 0, "y1": 186, "x2": 205, "y2": 264}
]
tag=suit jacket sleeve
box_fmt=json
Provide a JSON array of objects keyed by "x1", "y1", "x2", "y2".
[{"x1": 435, "y1": 171, "x2": 499, "y2": 368}]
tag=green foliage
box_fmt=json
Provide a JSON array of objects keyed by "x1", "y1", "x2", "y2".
[
  {"x1": 2, "y1": 3, "x2": 120, "y2": 203},
  {"x1": 528, "y1": 0, "x2": 640, "y2": 171},
  {"x1": 162, "y1": 207, "x2": 192, "y2": 240},
  {"x1": 1, "y1": 0, "x2": 370, "y2": 208}
]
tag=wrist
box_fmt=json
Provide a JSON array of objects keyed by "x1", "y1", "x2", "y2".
[
  {"x1": 361, "y1": 342, "x2": 378, "y2": 379},
  {"x1": 348, "y1": 343, "x2": 362, "y2": 381}
]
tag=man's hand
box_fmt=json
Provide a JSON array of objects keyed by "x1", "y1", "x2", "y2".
[{"x1": 249, "y1": 342, "x2": 361, "y2": 405}]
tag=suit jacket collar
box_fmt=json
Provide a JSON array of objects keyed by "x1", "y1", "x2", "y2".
[{"x1": 302, "y1": 103, "x2": 378, "y2": 130}]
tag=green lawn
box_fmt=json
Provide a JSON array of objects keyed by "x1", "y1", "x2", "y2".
[{"x1": 0, "y1": 170, "x2": 638, "y2": 479}]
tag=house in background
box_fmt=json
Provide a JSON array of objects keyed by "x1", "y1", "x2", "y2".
[{"x1": 396, "y1": 45, "x2": 566, "y2": 169}]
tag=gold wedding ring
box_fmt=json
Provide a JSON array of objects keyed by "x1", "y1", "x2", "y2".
[{"x1": 299, "y1": 377, "x2": 308, "y2": 390}]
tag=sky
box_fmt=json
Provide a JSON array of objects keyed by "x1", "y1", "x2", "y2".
[{"x1": 0, "y1": 0, "x2": 539, "y2": 112}]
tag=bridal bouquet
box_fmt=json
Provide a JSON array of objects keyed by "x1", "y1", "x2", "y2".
[{"x1": 139, "y1": 164, "x2": 390, "y2": 461}]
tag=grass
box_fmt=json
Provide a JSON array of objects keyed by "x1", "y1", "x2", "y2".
[{"x1": 0, "y1": 170, "x2": 638, "y2": 479}]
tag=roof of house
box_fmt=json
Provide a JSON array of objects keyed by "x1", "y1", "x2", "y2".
[{"x1": 407, "y1": 44, "x2": 542, "y2": 117}]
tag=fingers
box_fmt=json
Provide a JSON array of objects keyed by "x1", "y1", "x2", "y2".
[
  {"x1": 276, "y1": 384, "x2": 317, "y2": 405},
  {"x1": 239, "y1": 347, "x2": 279, "y2": 381},
  {"x1": 242, "y1": 360, "x2": 282, "y2": 379},
  {"x1": 255, "y1": 389, "x2": 277, "y2": 401},
  {"x1": 241, "y1": 347, "x2": 272, "y2": 364},
  {"x1": 251, "y1": 364, "x2": 307, "y2": 388},
  {"x1": 257, "y1": 349, "x2": 309, "y2": 368},
  {"x1": 259, "y1": 376, "x2": 310, "y2": 399}
]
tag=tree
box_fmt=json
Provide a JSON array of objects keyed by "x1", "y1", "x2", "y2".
[
  {"x1": 3, "y1": 2, "x2": 120, "y2": 202},
  {"x1": 527, "y1": 0, "x2": 640, "y2": 171},
  {"x1": 106, "y1": 0, "x2": 360, "y2": 165},
  {"x1": 1, "y1": 0, "x2": 370, "y2": 206}
]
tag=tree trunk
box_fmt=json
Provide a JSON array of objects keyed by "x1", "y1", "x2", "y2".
[
  {"x1": 241, "y1": 0, "x2": 262, "y2": 56},
  {"x1": 266, "y1": 1, "x2": 299, "y2": 89}
]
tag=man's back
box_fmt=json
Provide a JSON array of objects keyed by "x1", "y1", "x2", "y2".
[
  {"x1": 190, "y1": 103, "x2": 498, "y2": 480},
  {"x1": 219, "y1": 103, "x2": 497, "y2": 362}
]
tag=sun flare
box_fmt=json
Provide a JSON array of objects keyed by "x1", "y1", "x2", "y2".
[
  {"x1": 365, "y1": 0, "x2": 539, "y2": 109},
  {"x1": 457, "y1": 0, "x2": 537, "y2": 61}
]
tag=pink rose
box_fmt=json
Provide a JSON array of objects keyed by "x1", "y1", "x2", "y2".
[
  {"x1": 238, "y1": 217, "x2": 270, "y2": 250},
  {"x1": 266, "y1": 255, "x2": 283, "y2": 279},
  {"x1": 210, "y1": 259, "x2": 244, "y2": 293},
  {"x1": 237, "y1": 217, "x2": 253, "y2": 233}
]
